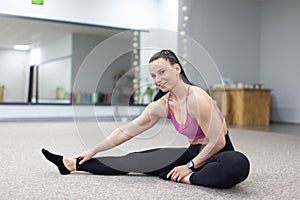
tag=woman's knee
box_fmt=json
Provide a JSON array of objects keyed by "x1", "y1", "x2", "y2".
[
  {"x1": 189, "y1": 151, "x2": 250, "y2": 188},
  {"x1": 222, "y1": 151, "x2": 250, "y2": 186},
  {"x1": 219, "y1": 151, "x2": 249, "y2": 166},
  {"x1": 234, "y1": 151, "x2": 250, "y2": 179}
]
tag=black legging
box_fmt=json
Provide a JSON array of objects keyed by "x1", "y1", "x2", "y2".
[{"x1": 76, "y1": 132, "x2": 250, "y2": 188}]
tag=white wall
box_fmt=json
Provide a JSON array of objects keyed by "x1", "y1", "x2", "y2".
[
  {"x1": 0, "y1": 0, "x2": 159, "y2": 30},
  {"x1": 0, "y1": 49, "x2": 29, "y2": 102},
  {"x1": 158, "y1": 0, "x2": 179, "y2": 32},
  {"x1": 260, "y1": 0, "x2": 300, "y2": 123}
]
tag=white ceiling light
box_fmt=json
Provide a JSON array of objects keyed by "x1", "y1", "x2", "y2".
[{"x1": 13, "y1": 45, "x2": 30, "y2": 51}]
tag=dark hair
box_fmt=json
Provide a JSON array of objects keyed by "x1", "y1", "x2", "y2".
[{"x1": 149, "y1": 49, "x2": 192, "y2": 101}]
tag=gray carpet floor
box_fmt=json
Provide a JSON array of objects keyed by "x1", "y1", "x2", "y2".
[{"x1": 0, "y1": 121, "x2": 299, "y2": 200}]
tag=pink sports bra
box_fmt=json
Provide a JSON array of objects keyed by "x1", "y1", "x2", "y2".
[{"x1": 168, "y1": 86, "x2": 224, "y2": 140}]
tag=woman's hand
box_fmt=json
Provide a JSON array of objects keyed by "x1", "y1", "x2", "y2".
[
  {"x1": 167, "y1": 165, "x2": 193, "y2": 183},
  {"x1": 74, "y1": 150, "x2": 94, "y2": 165}
]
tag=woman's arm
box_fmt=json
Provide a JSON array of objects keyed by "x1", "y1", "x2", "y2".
[
  {"x1": 191, "y1": 93, "x2": 226, "y2": 169},
  {"x1": 77, "y1": 101, "x2": 166, "y2": 164},
  {"x1": 91, "y1": 102, "x2": 163, "y2": 154}
]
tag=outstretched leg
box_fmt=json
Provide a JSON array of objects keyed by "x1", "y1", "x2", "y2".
[
  {"x1": 42, "y1": 147, "x2": 190, "y2": 176},
  {"x1": 76, "y1": 157, "x2": 128, "y2": 175},
  {"x1": 83, "y1": 147, "x2": 188, "y2": 175},
  {"x1": 41, "y1": 148, "x2": 127, "y2": 175}
]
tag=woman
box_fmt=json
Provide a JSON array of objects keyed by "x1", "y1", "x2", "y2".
[{"x1": 42, "y1": 49, "x2": 250, "y2": 188}]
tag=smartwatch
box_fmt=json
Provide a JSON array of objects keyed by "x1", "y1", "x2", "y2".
[{"x1": 187, "y1": 160, "x2": 196, "y2": 171}]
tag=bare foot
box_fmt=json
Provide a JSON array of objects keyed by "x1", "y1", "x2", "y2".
[
  {"x1": 181, "y1": 172, "x2": 193, "y2": 184},
  {"x1": 63, "y1": 157, "x2": 76, "y2": 172}
]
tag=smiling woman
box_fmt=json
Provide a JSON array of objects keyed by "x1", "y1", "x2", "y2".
[{"x1": 42, "y1": 49, "x2": 250, "y2": 189}]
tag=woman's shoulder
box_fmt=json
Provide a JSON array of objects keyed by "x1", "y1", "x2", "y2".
[
  {"x1": 145, "y1": 95, "x2": 168, "y2": 118},
  {"x1": 188, "y1": 86, "x2": 213, "y2": 115},
  {"x1": 189, "y1": 85, "x2": 211, "y2": 100}
]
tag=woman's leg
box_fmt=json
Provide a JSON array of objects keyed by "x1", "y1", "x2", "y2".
[
  {"x1": 76, "y1": 157, "x2": 128, "y2": 175},
  {"x1": 84, "y1": 147, "x2": 189, "y2": 175},
  {"x1": 189, "y1": 151, "x2": 250, "y2": 188},
  {"x1": 42, "y1": 148, "x2": 127, "y2": 175},
  {"x1": 82, "y1": 132, "x2": 238, "y2": 181},
  {"x1": 145, "y1": 144, "x2": 202, "y2": 178},
  {"x1": 42, "y1": 149, "x2": 72, "y2": 175},
  {"x1": 42, "y1": 147, "x2": 192, "y2": 176},
  {"x1": 155, "y1": 133, "x2": 235, "y2": 182}
]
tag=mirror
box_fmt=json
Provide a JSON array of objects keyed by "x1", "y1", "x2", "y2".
[{"x1": 0, "y1": 15, "x2": 141, "y2": 105}]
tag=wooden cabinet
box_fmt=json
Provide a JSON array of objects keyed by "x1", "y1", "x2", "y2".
[
  {"x1": 210, "y1": 89, "x2": 271, "y2": 126},
  {"x1": 0, "y1": 85, "x2": 4, "y2": 102}
]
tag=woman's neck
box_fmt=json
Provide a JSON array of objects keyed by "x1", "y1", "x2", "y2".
[{"x1": 169, "y1": 81, "x2": 188, "y2": 102}]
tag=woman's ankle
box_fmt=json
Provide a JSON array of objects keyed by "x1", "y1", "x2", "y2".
[
  {"x1": 63, "y1": 157, "x2": 76, "y2": 172},
  {"x1": 181, "y1": 172, "x2": 193, "y2": 184}
]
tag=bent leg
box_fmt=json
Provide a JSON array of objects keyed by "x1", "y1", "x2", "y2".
[{"x1": 190, "y1": 151, "x2": 250, "y2": 188}]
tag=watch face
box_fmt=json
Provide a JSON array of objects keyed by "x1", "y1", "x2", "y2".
[{"x1": 187, "y1": 161, "x2": 194, "y2": 168}]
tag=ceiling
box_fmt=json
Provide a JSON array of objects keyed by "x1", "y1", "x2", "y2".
[{"x1": 0, "y1": 15, "x2": 128, "y2": 50}]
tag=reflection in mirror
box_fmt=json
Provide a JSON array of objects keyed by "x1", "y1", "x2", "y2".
[
  {"x1": 0, "y1": 47, "x2": 29, "y2": 102},
  {"x1": 0, "y1": 15, "x2": 141, "y2": 104},
  {"x1": 71, "y1": 31, "x2": 140, "y2": 105}
]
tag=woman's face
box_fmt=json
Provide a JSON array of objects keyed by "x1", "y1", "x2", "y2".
[{"x1": 149, "y1": 58, "x2": 181, "y2": 92}]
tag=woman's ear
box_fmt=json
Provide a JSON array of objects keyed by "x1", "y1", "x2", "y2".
[{"x1": 174, "y1": 64, "x2": 181, "y2": 74}]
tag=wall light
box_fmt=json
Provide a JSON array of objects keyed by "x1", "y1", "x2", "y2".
[
  {"x1": 180, "y1": 31, "x2": 186, "y2": 36},
  {"x1": 183, "y1": 16, "x2": 189, "y2": 21},
  {"x1": 182, "y1": 6, "x2": 188, "y2": 12},
  {"x1": 132, "y1": 42, "x2": 138, "y2": 48},
  {"x1": 13, "y1": 45, "x2": 30, "y2": 51},
  {"x1": 133, "y1": 61, "x2": 138, "y2": 66},
  {"x1": 133, "y1": 31, "x2": 139, "y2": 36},
  {"x1": 132, "y1": 31, "x2": 140, "y2": 104},
  {"x1": 180, "y1": 2, "x2": 190, "y2": 66}
]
